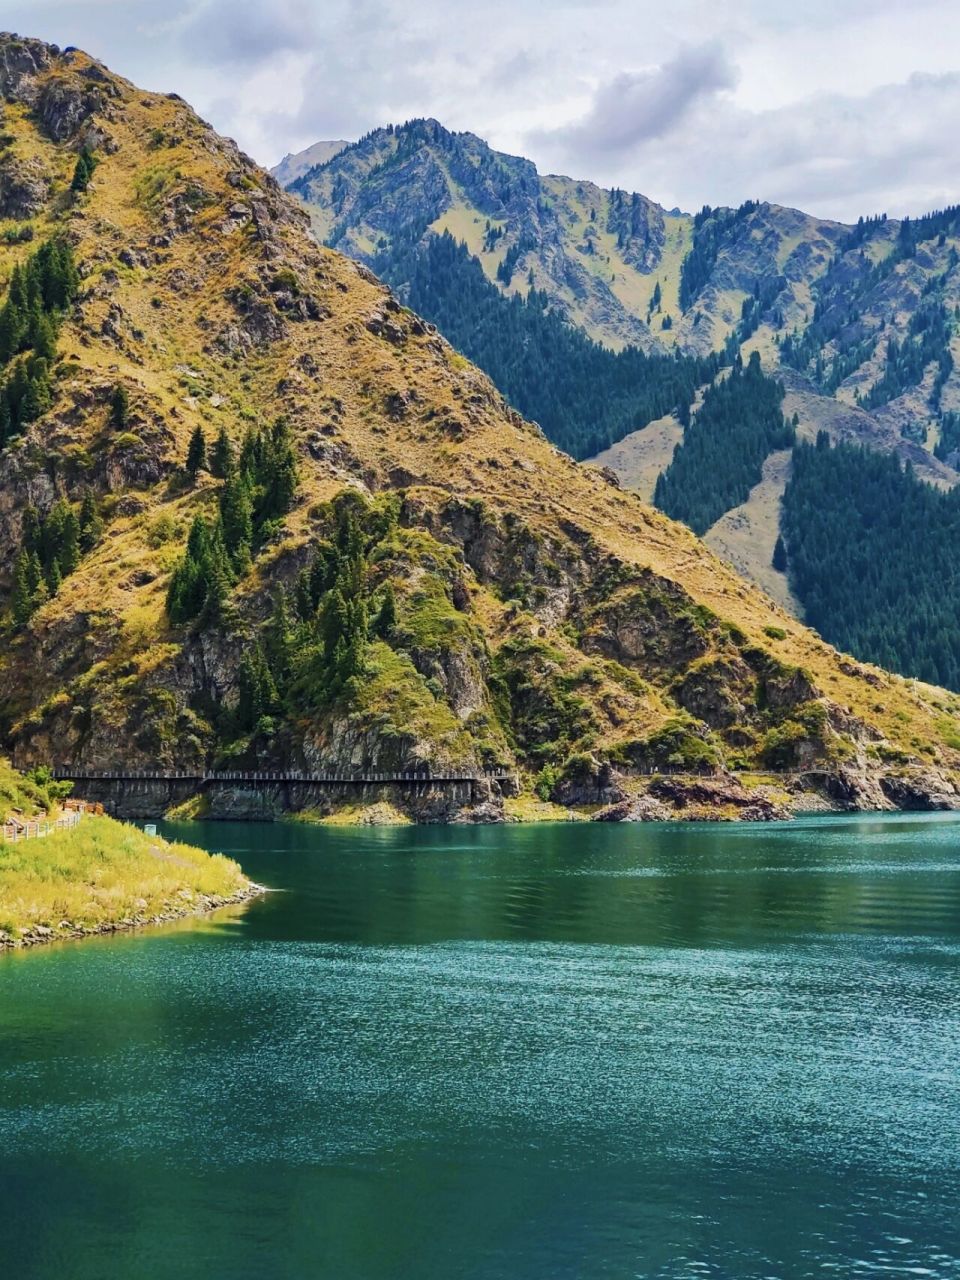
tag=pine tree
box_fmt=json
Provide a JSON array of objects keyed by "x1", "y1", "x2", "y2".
[
  {"x1": 110, "y1": 383, "x2": 129, "y2": 430},
  {"x1": 220, "y1": 471, "x2": 253, "y2": 568},
  {"x1": 295, "y1": 569, "x2": 313, "y2": 622},
  {"x1": 264, "y1": 590, "x2": 293, "y2": 689},
  {"x1": 258, "y1": 417, "x2": 298, "y2": 520},
  {"x1": 28, "y1": 551, "x2": 47, "y2": 612},
  {"x1": 772, "y1": 534, "x2": 788, "y2": 572},
  {"x1": 58, "y1": 506, "x2": 81, "y2": 576},
  {"x1": 198, "y1": 560, "x2": 231, "y2": 627},
  {"x1": 375, "y1": 582, "x2": 397, "y2": 637},
  {"x1": 21, "y1": 505, "x2": 40, "y2": 554},
  {"x1": 21, "y1": 368, "x2": 51, "y2": 421},
  {"x1": 11, "y1": 550, "x2": 33, "y2": 625},
  {"x1": 30, "y1": 312, "x2": 57, "y2": 361},
  {"x1": 236, "y1": 645, "x2": 278, "y2": 730},
  {"x1": 70, "y1": 147, "x2": 97, "y2": 194},
  {"x1": 186, "y1": 425, "x2": 206, "y2": 478},
  {"x1": 79, "y1": 491, "x2": 103, "y2": 552},
  {"x1": 210, "y1": 423, "x2": 233, "y2": 478}
]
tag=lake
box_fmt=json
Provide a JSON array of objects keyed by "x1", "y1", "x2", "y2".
[{"x1": 2, "y1": 814, "x2": 960, "y2": 1279}]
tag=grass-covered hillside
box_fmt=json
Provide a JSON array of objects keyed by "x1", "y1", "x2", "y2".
[
  {"x1": 0, "y1": 754, "x2": 252, "y2": 946},
  {"x1": 0, "y1": 34, "x2": 957, "y2": 820}
]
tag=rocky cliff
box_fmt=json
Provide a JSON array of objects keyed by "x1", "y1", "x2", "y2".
[{"x1": 0, "y1": 34, "x2": 958, "y2": 823}]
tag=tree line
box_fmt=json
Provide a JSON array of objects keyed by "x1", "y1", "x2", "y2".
[
  {"x1": 232, "y1": 493, "x2": 398, "y2": 735},
  {"x1": 166, "y1": 418, "x2": 299, "y2": 625},
  {"x1": 374, "y1": 229, "x2": 719, "y2": 459},
  {"x1": 10, "y1": 494, "x2": 102, "y2": 624},
  {"x1": 679, "y1": 201, "x2": 759, "y2": 311},
  {"x1": 654, "y1": 352, "x2": 794, "y2": 535},
  {"x1": 0, "y1": 237, "x2": 78, "y2": 447},
  {"x1": 781, "y1": 434, "x2": 960, "y2": 690}
]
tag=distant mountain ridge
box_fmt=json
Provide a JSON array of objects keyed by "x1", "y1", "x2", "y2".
[
  {"x1": 276, "y1": 122, "x2": 960, "y2": 680},
  {"x1": 278, "y1": 120, "x2": 854, "y2": 357},
  {"x1": 272, "y1": 139, "x2": 348, "y2": 188}
]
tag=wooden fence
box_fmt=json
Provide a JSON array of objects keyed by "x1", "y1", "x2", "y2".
[{"x1": 0, "y1": 798, "x2": 101, "y2": 845}]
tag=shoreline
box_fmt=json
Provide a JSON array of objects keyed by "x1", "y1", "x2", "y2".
[
  {"x1": 0, "y1": 881, "x2": 268, "y2": 953},
  {"x1": 66, "y1": 763, "x2": 960, "y2": 827}
]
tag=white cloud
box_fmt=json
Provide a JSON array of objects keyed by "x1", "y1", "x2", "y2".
[
  {"x1": 546, "y1": 68, "x2": 960, "y2": 221},
  {"x1": 2, "y1": 0, "x2": 959, "y2": 221},
  {"x1": 531, "y1": 43, "x2": 738, "y2": 157}
]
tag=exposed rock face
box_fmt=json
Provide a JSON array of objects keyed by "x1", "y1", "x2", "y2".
[
  {"x1": 879, "y1": 771, "x2": 959, "y2": 811},
  {"x1": 36, "y1": 74, "x2": 107, "y2": 141},
  {"x1": 60, "y1": 776, "x2": 507, "y2": 824},
  {"x1": 0, "y1": 152, "x2": 50, "y2": 218},
  {"x1": 649, "y1": 775, "x2": 792, "y2": 820},
  {"x1": 0, "y1": 33, "x2": 55, "y2": 102},
  {"x1": 593, "y1": 775, "x2": 793, "y2": 822},
  {"x1": 593, "y1": 794, "x2": 673, "y2": 822},
  {"x1": 552, "y1": 758, "x2": 626, "y2": 807}
]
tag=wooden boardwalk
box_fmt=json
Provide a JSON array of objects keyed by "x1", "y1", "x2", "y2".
[{"x1": 51, "y1": 767, "x2": 515, "y2": 786}]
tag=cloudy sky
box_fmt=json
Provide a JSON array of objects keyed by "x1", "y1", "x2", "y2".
[{"x1": 5, "y1": 0, "x2": 960, "y2": 221}]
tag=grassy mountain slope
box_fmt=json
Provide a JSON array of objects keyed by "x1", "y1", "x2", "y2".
[
  {"x1": 0, "y1": 35, "x2": 957, "y2": 820},
  {"x1": 282, "y1": 127, "x2": 960, "y2": 627}
]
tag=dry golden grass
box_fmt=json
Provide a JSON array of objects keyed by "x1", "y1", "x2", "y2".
[
  {"x1": 0, "y1": 814, "x2": 249, "y2": 939},
  {"x1": 704, "y1": 448, "x2": 800, "y2": 615}
]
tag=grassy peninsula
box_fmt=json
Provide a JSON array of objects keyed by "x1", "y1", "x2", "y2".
[{"x1": 0, "y1": 762, "x2": 256, "y2": 949}]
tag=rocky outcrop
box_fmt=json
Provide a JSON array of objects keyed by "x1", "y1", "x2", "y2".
[
  {"x1": 593, "y1": 774, "x2": 792, "y2": 822},
  {"x1": 649, "y1": 774, "x2": 792, "y2": 820},
  {"x1": 36, "y1": 73, "x2": 108, "y2": 141},
  {"x1": 593, "y1": 794, "x2": 673, "y2": 822},
  {"x1": 790, "y1": 765, "x2": 960, "y2": 813},
  {"x1": 0, "y1": 151, "x2": 50, "y2": 218},
  {"x1": 0, "y1": 33, "x2": 54, "y2": 103},
  {"x1": 879, "y1": 770, "x2": 960, "y2": 811}
]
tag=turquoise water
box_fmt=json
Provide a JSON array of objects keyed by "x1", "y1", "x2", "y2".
[{"x1": 2, "y1": 814, "x2": 960, "y2": 1278}]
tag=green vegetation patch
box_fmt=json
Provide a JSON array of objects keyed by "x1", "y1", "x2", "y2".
[
  {"x1": 781, "y1": 433, "x2": 960, "y2": 690},
  {"x1": 654, "y1": 352, "x2": 794, "y2": 535},
  {"x1": 0, "y1": 813, "x2": 248, "y2": 940}
]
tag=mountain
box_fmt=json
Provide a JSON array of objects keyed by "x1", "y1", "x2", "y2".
[
  {"x1": 0, "y1": 34, "x2": 957, "y2": 823},
  {"x1": 279, "y1": 120, "x2": 960, "y2": 686},
  {"x1": 272, "y1": 140, "x2": 348, "y2": 188}
]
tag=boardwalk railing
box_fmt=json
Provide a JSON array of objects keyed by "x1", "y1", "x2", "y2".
[
  {"x1": 1, "y1": 807, "x2": 83, "y2": 845},
  {"x1": 51, "y1": 767, "x2": 516, "y2": 786}
]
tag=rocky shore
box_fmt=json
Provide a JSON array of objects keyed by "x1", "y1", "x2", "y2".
[{"x1": 0, "y1": 882, "x2": 266, "y2": 952}]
